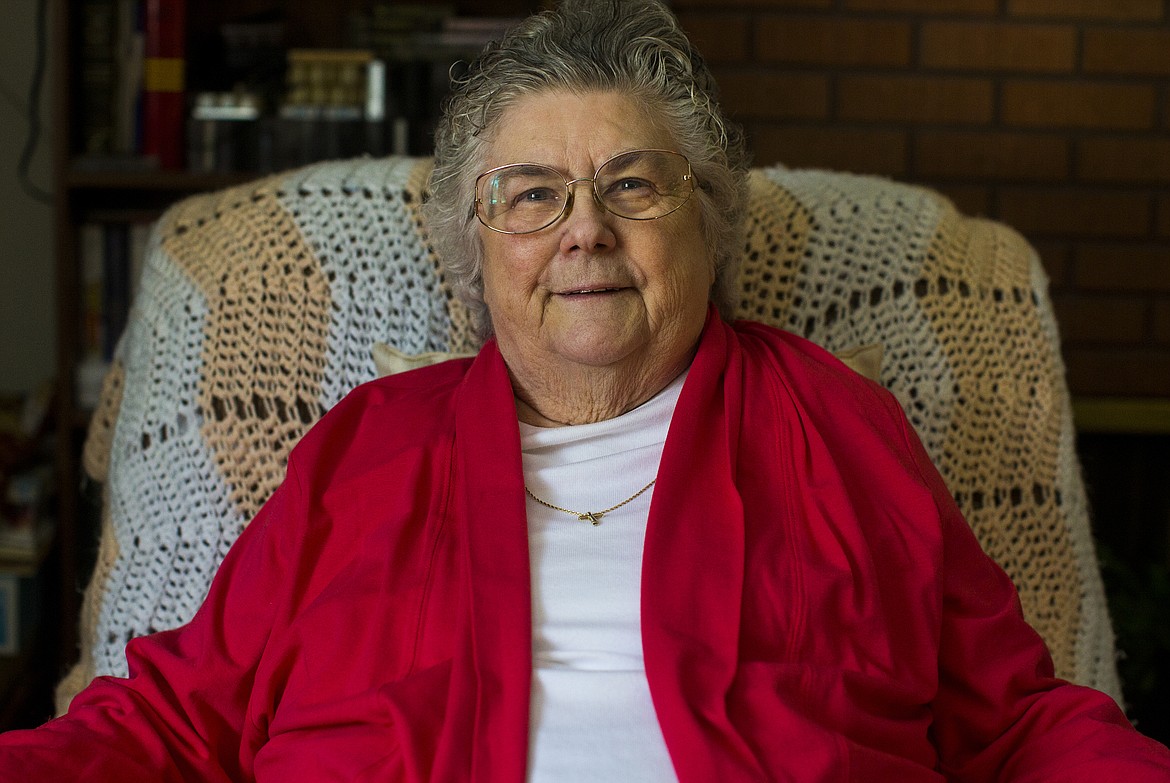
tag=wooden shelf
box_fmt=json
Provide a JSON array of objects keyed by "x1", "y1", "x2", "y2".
[
  {"x1": 65, "y1": 165, "x2": 257, "y2": 193},
  {"x1": 1072, "y1": 397, "x2": 1170, "y2": 435},
  {"x1": 40, "y1": 0, "x2": 537, "y2": 728}
]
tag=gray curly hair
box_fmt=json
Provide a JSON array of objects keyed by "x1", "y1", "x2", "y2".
[{"x1": 422, "y1": 0, "x2": 750, "y2": 339}]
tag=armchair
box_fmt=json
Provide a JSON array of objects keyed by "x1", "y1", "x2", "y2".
[{"x1": 57, "y1": 156, "x2": 1122, "y2": 710}]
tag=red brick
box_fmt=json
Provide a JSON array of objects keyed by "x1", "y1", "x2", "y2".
[
  {"x1": 1079, "y1": 138, "x2": 1170, "y2": 184},
  {"x1": 1075, "y1": 244, "x2": 1170, "y2": 292},
  {"x1": 1009, "y1": 0, "x2": 1164, "y2": 21},
  {"x1": 998, "y1": 188, "x2": 1152, "y2": 237},
  {"x1": 1154, "y1": 299, "x2": 1170, "y2": 343},
  {"x1": 838, "y1": 76, "x2": 994, "y2": 124},
  {"x1": 1083, "y1": 29, "x2": 1170, "y2": 76},
  {"x1": 847, "y1": 0, "x2": 996, "y2": 12},
  {"x1": 1001, "y1": 81, "x2": 1156, "y2": 130},
  {"x1": 750, "y1": 125, "x2": 908, "y2": 176},
  {"x1": 1030, "y1": 240, "x2": 1072, "y2": 287},
  {"x1": 715, "y1": 70, "x2": 829, "y2": 120},
  {"x1": 920, "y1": 22, "x2": 1076, "y2": 73},
  {"x1": 678, "y1": 12, "x2": 749, "y2": 64},
  {"x1": 755, "y1": 16, "x2": 911, "y2": 67},
  {"x1": 933, "y1": 185, "x2": 992, "y2": 218},
  {"x1": 1064, "y1": 348, "x2": 1170, "y2": 397},
  {"x1": 915, "y1": 131, "x2": 1069, "y2": 180},
  {"x1": 1052, "y1": 293, "x2": 1148, "y2": 343}
]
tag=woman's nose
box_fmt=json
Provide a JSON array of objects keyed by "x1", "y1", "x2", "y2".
[{"x1": 558, "y1": 180, "x2": 617, "y2": 253}]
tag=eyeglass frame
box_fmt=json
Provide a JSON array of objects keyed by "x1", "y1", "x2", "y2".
[{"x1": 472, "y1": 148, "x2": 696, "y2": 235}]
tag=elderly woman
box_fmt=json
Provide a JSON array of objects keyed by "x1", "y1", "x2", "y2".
[{"x1": 3, "y1": 0, "x2": 1170, "y2": 780}]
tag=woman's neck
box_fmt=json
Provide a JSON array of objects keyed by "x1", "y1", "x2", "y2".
[{"x1": 508, "y1": 353, "x2": 693, "y2": 427}]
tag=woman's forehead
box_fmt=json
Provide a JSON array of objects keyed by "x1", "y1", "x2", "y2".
[{"x1": 483, "y1": 90, "x2": 676, "y2": 171}]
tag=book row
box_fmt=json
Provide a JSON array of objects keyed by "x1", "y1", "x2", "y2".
[
  {"x1": 76, "y1": 221, "x2": 152, "y2": 410},
  {"x1": 77, "y1": 1, "x2": 523, "y2": 173}
]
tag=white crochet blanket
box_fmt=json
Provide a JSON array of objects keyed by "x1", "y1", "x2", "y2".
[{"x1": 61, "y1": 156, "x2": 1121, "y2": 710}]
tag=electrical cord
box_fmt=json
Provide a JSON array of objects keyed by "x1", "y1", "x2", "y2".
[{"x1": 18, "y1": 0, "x2": 52, "y2": 204}]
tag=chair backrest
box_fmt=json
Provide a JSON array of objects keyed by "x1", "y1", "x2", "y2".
[{"x1": 58, "y1": 155, "x2": 1122, "y2": 710}]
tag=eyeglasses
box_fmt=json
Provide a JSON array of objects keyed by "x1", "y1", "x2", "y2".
[{"x1": 474, "y1": 148, "x2": 695, "y2": 235}]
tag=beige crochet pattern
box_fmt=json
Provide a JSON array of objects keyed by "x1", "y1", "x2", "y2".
[{"x1": 57, "y1": 157, "x2": 1121, "y2": 712}]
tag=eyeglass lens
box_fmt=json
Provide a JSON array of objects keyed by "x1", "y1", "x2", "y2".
[{"x1": 477, "y1": 150, "x2": 693, "y2": 234}]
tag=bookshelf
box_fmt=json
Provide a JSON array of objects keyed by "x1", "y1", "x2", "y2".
[{"x1": 20, "y1": 0, "x2": 539, "y2": 731}]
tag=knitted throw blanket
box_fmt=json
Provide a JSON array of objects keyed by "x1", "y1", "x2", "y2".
[{"x1": 59, "y1": 157, "x2": 1121, "y2": 711}]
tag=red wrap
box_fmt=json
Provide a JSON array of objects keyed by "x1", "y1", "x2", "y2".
[{"x1": 3, "y1": 315, "x2": 1168, "y2": 781}]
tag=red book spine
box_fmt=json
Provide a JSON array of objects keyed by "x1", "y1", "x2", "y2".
[{"x1": 141, "y1": 0, "x2": 186, "y2": 169}]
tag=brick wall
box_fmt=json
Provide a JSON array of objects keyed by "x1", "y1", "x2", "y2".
[{"x1": 675, "y1": 0, "x2": 1170, "y2": 399}]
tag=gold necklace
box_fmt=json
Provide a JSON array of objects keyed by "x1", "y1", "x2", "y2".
[{"x1": 525, "y1": 479, "x2": 657, "y2": 526}]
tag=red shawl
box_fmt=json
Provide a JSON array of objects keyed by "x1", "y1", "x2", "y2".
[{"x1": 2, "y1": 314, "x2": 1168, "y2": 781}]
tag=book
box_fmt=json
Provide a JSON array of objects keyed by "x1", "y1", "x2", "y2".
[
  {"x1": 0, "y1": 574, "x2": 17, "y2": 653},
  {"x1": 113, "y1": 0, "x2": 145, "y2": 156},
  {"x1": 141, "y1": 0, "x2": 186, "y2": 168},
  {"x1": 129, "y1": 221, "x2": 152, "y2": 301},
  {"x1": 79, "y1": 223, "x2": 106, "y2": 363},
  {"x1": 276, "y1": 50, "x2": 377, "y2": 166},
  {"x1": 75, "y1": 220, "x2": 151, "y2": 408},
  {"x1": 102, "y1": 222, "x2": 130, "y2": 361},
  {"x1": 79, "y1": 0, "x2": 118, "y2": 156},
  {"x1": 78, "y1": 223, "x2": 110, "y2": 410}
]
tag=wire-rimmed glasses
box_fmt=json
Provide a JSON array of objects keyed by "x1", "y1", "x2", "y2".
[{"x1": 474, "y1": 148, "x2": 695, "y2": 235}]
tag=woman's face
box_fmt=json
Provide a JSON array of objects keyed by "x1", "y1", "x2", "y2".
[{"x1": 478, "y1": 90, "x2": 714, "y2": 383}]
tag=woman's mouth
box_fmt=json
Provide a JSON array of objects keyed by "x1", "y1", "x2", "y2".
[{"x1": 565, "y1": 287, "x2": 623, "y2": 295}]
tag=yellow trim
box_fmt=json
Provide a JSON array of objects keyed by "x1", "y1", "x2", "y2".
[
  {"x1": 287, "y1": 49, "x2": 373, "y2": 64},
  {"x1": 1072, "y1": 397, "x2": 1170, "y2": 434},
  {"x1": 144, "y1": 58, "x2": 185, "y2": 92}
]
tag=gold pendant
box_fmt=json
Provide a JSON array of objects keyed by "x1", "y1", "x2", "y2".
[{"x1": 525, "y1": 478, "x2": 655, "y2": 528}]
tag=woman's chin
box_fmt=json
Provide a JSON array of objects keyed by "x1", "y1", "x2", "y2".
[
  {"x1": 541, "y1": 306, "x2": 648, "y2": 369},
  {"x1": 548, "y1": 335, "x2": 641, "y2": 369}
]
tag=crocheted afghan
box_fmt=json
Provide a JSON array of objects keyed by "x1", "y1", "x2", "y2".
[{"x1": 59, "y1": 156, "x2": 1122, "y2": 711}]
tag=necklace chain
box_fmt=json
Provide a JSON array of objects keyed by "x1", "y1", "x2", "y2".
[{"x1": 525, "y1": 479, "x2": 657, "y2": 526}]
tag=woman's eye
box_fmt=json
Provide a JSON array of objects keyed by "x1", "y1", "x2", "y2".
[
  {"x1": 515, "y1": 187, "x2": 559, "y2": 206},
  {"x1": 609, "y1": 177, "x2": 653, "y2": 195}
]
